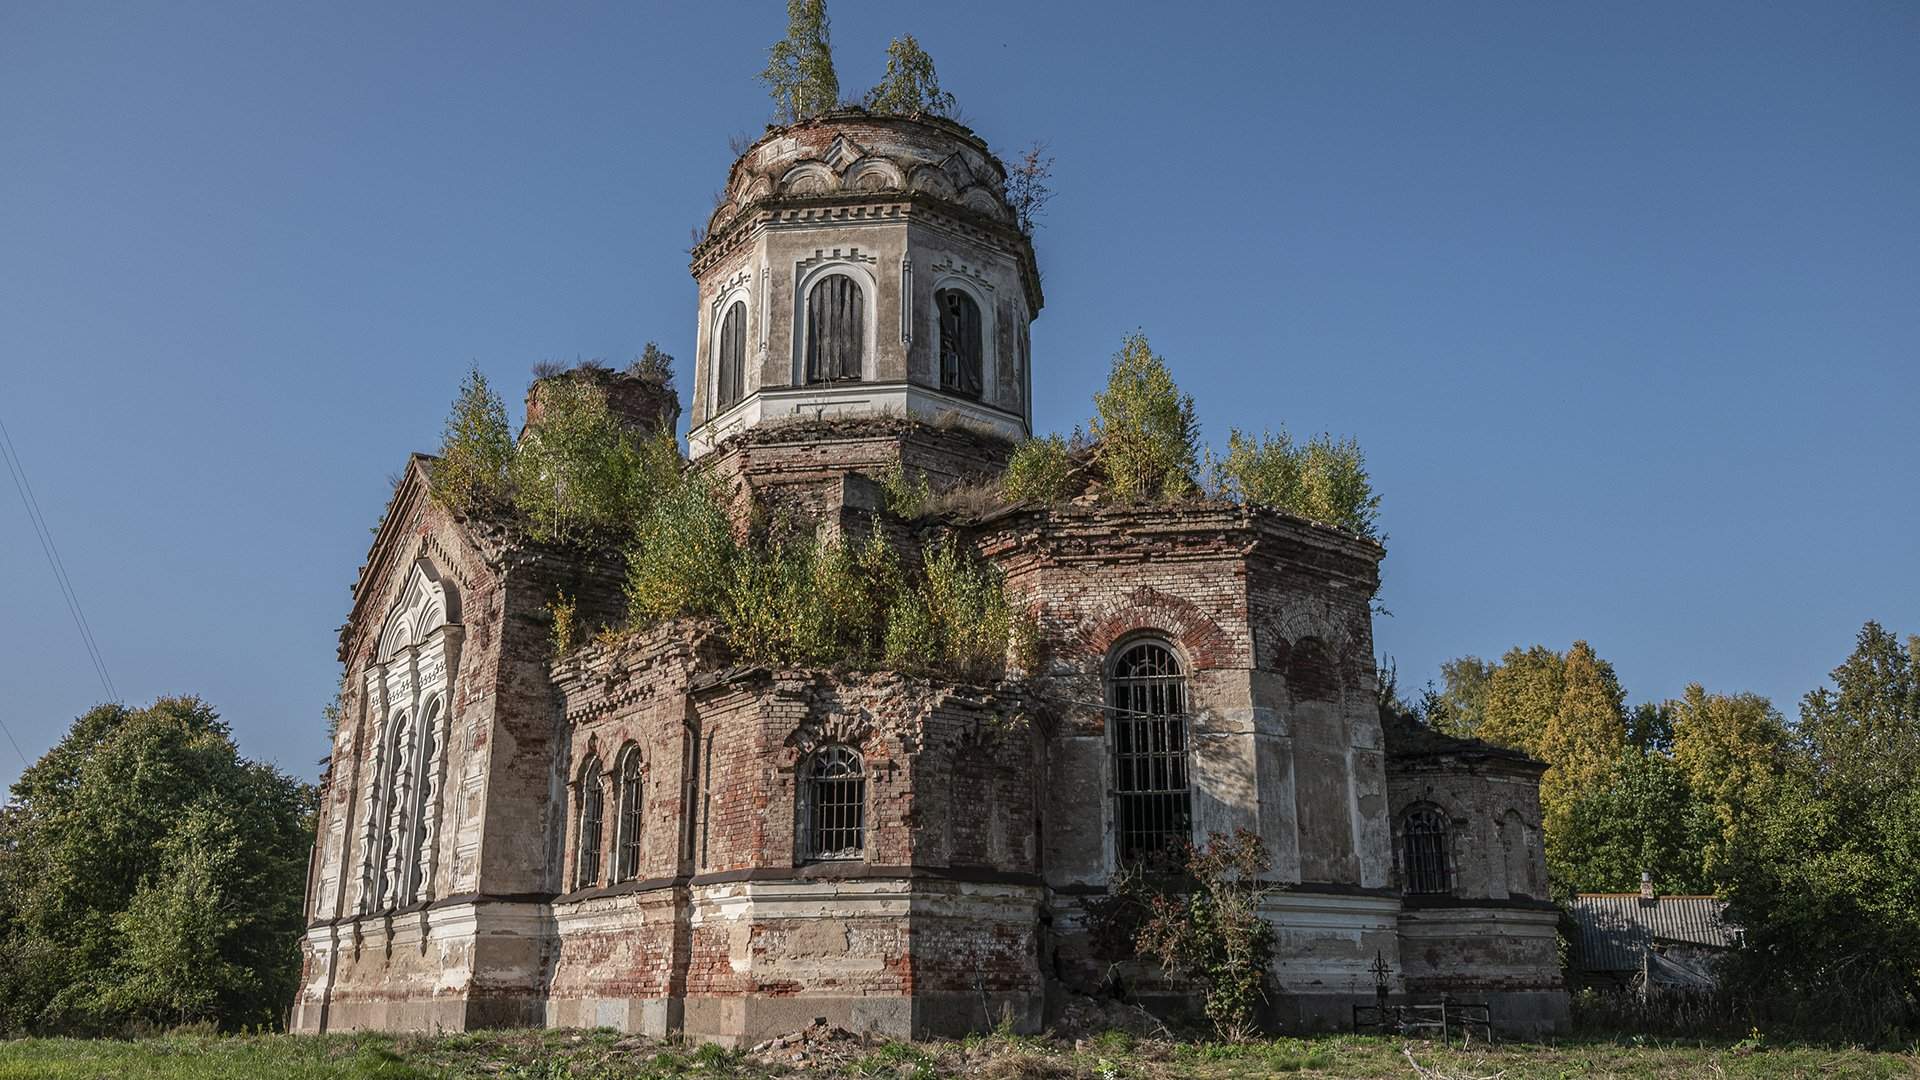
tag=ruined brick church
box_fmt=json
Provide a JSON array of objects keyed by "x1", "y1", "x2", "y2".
[{"x1": 294, "y1": 110, "x2": 1568, "y2": 1041}]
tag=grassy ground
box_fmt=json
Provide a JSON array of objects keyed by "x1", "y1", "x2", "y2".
[{"x1": 1, "y1": 1028, "x2": 1916, "y2": 1080}]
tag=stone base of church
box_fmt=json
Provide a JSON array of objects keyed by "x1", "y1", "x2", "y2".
[{"x1": 1395, "y1": 900, "x2": 1570, "y2": 1037}]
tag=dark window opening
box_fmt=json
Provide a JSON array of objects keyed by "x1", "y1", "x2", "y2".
[
  {"x1": 717, "y1": 300, "x2": 747, "y2": 410},
  {"x1": 1110, "y1": 640, "x2": 1192, "y2": 865},
  {"x1": 800, "y1": 745, "x2": 866, "y2": 860},
  {"x1": 576, "y1": 757, "x2": 604, "y2": 890},
  {"x1": 615, "y1": 750, "x2": 643, "y2": 882},
  {"x1": 937, "y1": 288, "x2": 983, "y2": 399},
  {"x1": 1403, "y1": 807, "x2": 1451, "y2": 895},
  {"x1": 805, "y1": 275, "x2": 863, "y2": 383}
]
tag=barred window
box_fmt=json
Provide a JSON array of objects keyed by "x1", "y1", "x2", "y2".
[
  {"x1": 804, "y1": 274, "x2": 863, "y2": 383},
  {"x1": 576, "y1": 757, "x2": 605, "y2": 890},
  {"x1": 1109, "y1": 639, "x2": 1192, "y2": 865},
  {"x1": 717, "y1": 300, "x2": 747, "y2": 410},
  {"x1": 615, "y1": 748, "x2": 644, "y2": 882},
  {"x1": 1403, "y1": 807, "x2": 1451, "y2": 895},
  {"x1": 800, "y1": 745, "x2": 865, "y2": 860},
  {"x1": 937, "y1": 288, "x2": 982, "y2": 399}
]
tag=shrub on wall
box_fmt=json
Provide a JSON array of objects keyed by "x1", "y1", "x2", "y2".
[
  {"x1": 512, "y1": 378, "x2": 681, "y2": 545},
  {"x1": 1209, "y1": 427, "x2": 1382, "y2": 541},
  {"x1": 1000, "y1": 434, "x2": 1076, "y2": 505}
]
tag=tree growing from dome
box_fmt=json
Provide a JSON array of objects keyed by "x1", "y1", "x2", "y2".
[
  {"x1": 863, "y1": 34, "x2": 956, "y2": 118},
  {"x1": 761, "y1": 0, "x2": 840, "y2": 123}
]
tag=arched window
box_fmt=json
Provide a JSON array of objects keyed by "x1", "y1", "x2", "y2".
[
  {"x1": 375, "y1": 709, "x2": 417, "y2": 909},
  {"x1": 1403, "y1": 806, "x2": 1452, "y2": 895},
  {"x1": 615, "y1": 748, "x2": 644, "y2": 882},
  {"x1": 799, "y1": 745, "x2": 865, "y2": 860},
  {"x1": 717, "y1": 300, "x2": 747, "y2": 410},
  {"x1": 936, "y1": 288, "x2": 982, "y2": 399},
  {"x1": 576, "y1": 757, "x2": 605, "y2": 890},
  {"x1": 404, "y1": 696, "x2": 443, "y2": 904},
  {"x1": 804, "y1": 274, "x2": 863, "y2": 383},
  {"x1": 1109, "y1": 639, "x2": 1192, "y2": 865}
]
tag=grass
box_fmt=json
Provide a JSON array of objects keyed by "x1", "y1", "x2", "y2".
[{"x1": 0, "y1": 1029, "x2": 1916, "y2": 1080}]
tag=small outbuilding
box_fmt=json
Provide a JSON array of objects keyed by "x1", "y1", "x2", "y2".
[{"x1": 1569, "y1": 877, "x2": 1739, "y2": 993}]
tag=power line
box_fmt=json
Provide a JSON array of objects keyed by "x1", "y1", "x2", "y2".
[{"x1": 0, "y1": 411, "x2": 117, "y2": 705}]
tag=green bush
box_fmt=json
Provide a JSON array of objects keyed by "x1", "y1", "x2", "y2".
[
  {"x1": 1001, "y1": 434, "x2": 1076, "y2": 505},
  {"x1": 428, "y1": 368, "x2": 513, "y2": 511},
  {"x1": 877, "y1": 463, "x2": 931, "y2": 519},
  {"x1": 1089, "y1": 333, "x2": 1199, "y2": 503},
  {"x1": 625, "y1": 473, "x2": 738, "y2": 624},
  {"x1": 1209, "y1": 427, "x2": 1382, "y2": 541},
  {"x1": 1122, "y1": 829, "x2": 1280, "y2": 1043},
  {"x1": 884, "y1": 535, "x2": 1014, "y2": 681}
]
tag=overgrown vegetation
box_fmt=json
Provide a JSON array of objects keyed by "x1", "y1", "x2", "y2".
[
  {"x1": 1209, "y1": 428, "x2": 1383, "y2": 541},
  {"x1": 0, "y1": 698, "x2": 315, "y2": 1034},
  {"x1": 1000, "y1": 434, "x2": 1076, "y2": 505},
  {"x1": 1004, "y1": 141, "x2": 1055, "y2": 236},
  {"x1": 512, "y1": 377, "x2": 681, "y2": 545},
  {"x1": 761, "y1": 0, "x2": 839, "y2": 124},
  {"x1": 1088, "y1": 332, "x2": 1200, "y2": 504},
  {"x1": 863, "y1": 35, "x2": 955, "y2": 118},
  {"x1": 1105, "y1": 830, "x2": 1281, "y2": 1042},
  {"x1": 427, "y1": 369, "x2": 512, "y2": 511}
]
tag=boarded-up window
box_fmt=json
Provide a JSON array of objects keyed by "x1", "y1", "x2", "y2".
[
  {"x1": 805, "y1": 274, "x2": 863, "y2": 383},
  {"x1": 717, "y1": 300, "x2": 747, "y2": 409},
  {"x1": 1110, "y1": 640, "x2": 1191, "y2": 865},
  {"x1": 937, "y1": 288, "x2": 983, "y2": 398},
  {"x1": 1403, "y1": 806, "x2": 1451, "y2": 895},
  {"x1": 800, "y1": 745, "x2": 865, "y2": 860}
]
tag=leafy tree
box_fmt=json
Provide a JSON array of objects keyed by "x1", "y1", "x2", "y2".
[
  {"x1": 1537, "y1": 640, "x2": 1630, "y2": 830},
  {"x1": 1425, "y1": 656, "x2": 1495, "y2": 739},
  {"x1": 625, "y1": 472, "x2": 739, "y2": 624},
  {"x1": 1551, "y1": 748, "x2": 1713, "y2": 898},
  {"x1": 632, "y1": 342, "x2": 674, "y2": 384},
  {"x1": 428, "y1": 368, "x2": 512, "y2": 511},
  {"x1": 761, "y1": 0, "x2": 840, "y2": 123},
  {"x1": 862, "y1": 34, "x2": 955, "y2": 117},
  {"x1": 1670, "y1": 684, "x2": 1785, "y2": 877},
  {"x1": 1210, "y1": 427, "x2": 1382, "y2": 540},
  {"x1": 1475, "y1": 645, "x2": 1567, "y2": 755},
  {"x1": 1088, "y1": 332, "x2": 1199, "y2": 503},
  {"x1": 1716, "y1": 623, "x2": 1920, "y2": 1038},
  {"x1": 0, "y1": 698, "x2": 314, "y2": 1033}
]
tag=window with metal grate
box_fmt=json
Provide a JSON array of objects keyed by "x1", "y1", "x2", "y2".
[
  {"x1": 1109, "y1": 639, "x2": 1192, "y2": 865},
  {"x1": 576, "y1": 757, "x2": 605, "y2": 890},
  {"x1": 1403, "y1": 806, "x2": 1452, "y2": 895},
  {"x1": 800, "y1": 745, "x2": 866, "y2": 860},
  {"x1": 615, "y1": 748, "x2": 644, "y2": 882}
]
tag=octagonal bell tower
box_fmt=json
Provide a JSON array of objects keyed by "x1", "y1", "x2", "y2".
[{"x1": 686, "y1": 109, "x2": 1043, "y2": 458}]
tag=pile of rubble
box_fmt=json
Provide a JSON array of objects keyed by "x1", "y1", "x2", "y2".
[{"x1": 747, "y1": 1018, "x2": 868, "y2": 1069}]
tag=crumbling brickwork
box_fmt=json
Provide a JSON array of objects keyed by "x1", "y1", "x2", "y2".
[{"x1": 293, "y1": 108, "x2": 1567, "y2": 1043}]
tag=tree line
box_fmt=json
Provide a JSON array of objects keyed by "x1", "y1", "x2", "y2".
[{"x1": 1388, "y1": 622, "x2": 1920, "y2": 1039}]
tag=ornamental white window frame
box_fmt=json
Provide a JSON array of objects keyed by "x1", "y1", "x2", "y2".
[
  {"x1": 791, "y1": 258, "x2": 879, "y2": 386},
  {"x1": 355, "y1": 559, "x2": 460, "y2": 915}
]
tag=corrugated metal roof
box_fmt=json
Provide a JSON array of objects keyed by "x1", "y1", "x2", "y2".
[{"x1": 1570, "y1": 894, "x2": 1739, "y2": 972}]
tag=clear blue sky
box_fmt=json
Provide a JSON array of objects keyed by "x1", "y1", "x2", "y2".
[{"x1": 3, "y1": 2, "x2": 1916, "y2": 791}]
